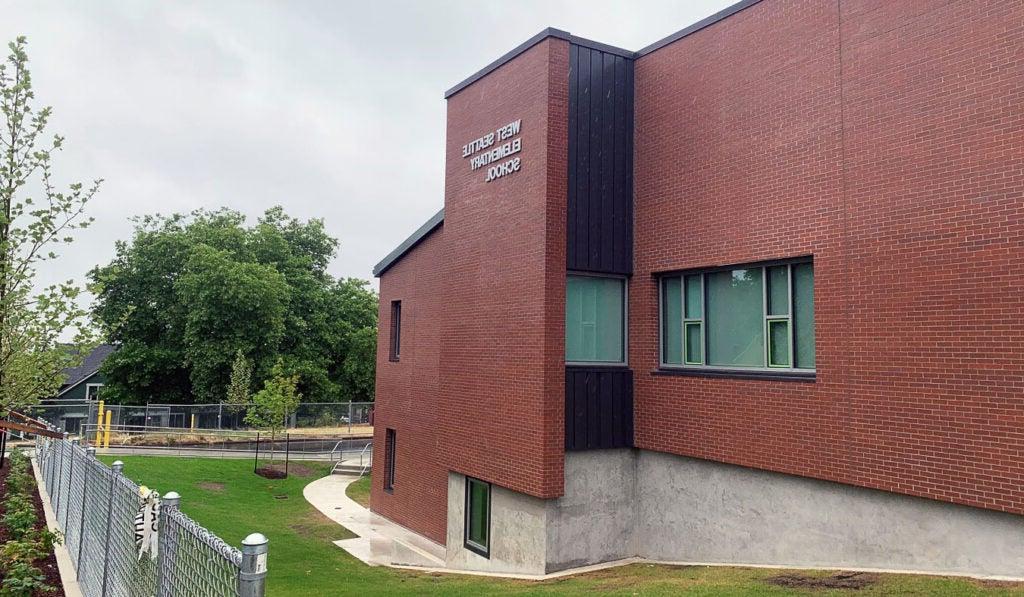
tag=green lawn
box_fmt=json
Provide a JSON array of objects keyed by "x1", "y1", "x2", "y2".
[
  {"x1": 345, "y1": 474, "x2": 371, "y2": 507},
  {"x1": 99, "y1": 457, "x2": 1022, "y2": 596}
]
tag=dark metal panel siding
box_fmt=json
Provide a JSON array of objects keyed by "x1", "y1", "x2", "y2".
[
  {"x1": 565, "y1": 368, "x2": 634, "y2": 451},
  {"x1": 567, "y1": 44, "x2": 634, "y2": 275}
]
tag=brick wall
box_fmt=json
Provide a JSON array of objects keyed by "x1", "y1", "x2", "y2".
[
  {"x1": 438, "y1": 38, "x2": 569, "y2": 499},
  {"x1": 370, "y1": 227, "x2": 448, "y2": 544},
  {"x1": 633, "y1": 0, "x2": 1024, "y2": 514}
]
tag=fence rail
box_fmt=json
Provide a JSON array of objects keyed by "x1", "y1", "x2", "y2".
[
  {"x1": 35, "y1": 436, "x2": 267, "y2": 597},
  {"x1": 27, "y1": 400, "x2": 374, "y2": 437}
]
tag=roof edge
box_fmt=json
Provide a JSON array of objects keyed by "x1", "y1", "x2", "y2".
[
  {"x1": 636, "y1": 0, "x2": 764, "y2": 56},
  {"x1": 373, "y1": 208, "x2": 445, "y2": 277},
  {"x1": 444, "y1": 28, "x2": 633, "y2": 99}
]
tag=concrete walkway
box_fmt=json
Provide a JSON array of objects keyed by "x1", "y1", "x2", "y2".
[
  {"x1": 303, "y1": 474, "x2": 446, "y2": 568},
  {"x1": 30, "y1": 457, "x2": 84, "y2": 597}
]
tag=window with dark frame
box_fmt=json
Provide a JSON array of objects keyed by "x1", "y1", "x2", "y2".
[
  {"x1": 384, "y1": 428, "x2": 396, "y2": 492},
  {"x1": 389, "y1": 300, "x2": 402, "y2": 362},
  {"x1": 565, "y1": 275, "x2": 627, "y2": 364},
  {"x1": 660, "y1": 259, "x2": 815, "y2": 373},
  {"x1": 464, "y1": 477, "x2": 490, "y2": 558}
]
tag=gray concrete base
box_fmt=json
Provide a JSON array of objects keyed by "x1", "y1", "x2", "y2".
[{"x1": 445, "y1": 449, "x2": 1024, "y2": 578}]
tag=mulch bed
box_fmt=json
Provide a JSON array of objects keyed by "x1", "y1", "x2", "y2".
[
  {"x1": 255, "y1": 465, "x2": 288, "y2": 479},
  {"x1": 765, "y1": 571, "x2": 879, "y2": 590},
  {"x1": 0, "y1": 456, "x2": 65, "y2": 596}
]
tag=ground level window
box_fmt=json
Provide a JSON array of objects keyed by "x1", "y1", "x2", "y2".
[
  {"x1": 384, "y1": 429, "x2": 396, "y2": 492},
  {"x1": 660, "y1": 259, "x2": 814, "y2": 372},
  {"x1": 464, "y1": 477, "x2": 491, "y2": 558}
]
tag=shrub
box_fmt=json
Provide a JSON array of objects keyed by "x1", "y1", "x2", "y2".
[{"x1": 0, "y1": 448, "x2": 59, "y2": 597}]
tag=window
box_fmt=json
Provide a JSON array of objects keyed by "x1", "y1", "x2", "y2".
[
  {"x1": 660, "y1": 260, "x2": 814, "y2": 372},
  {"x1": 85, "y1": 383, "x2": 104, "y2": 401},
  {"x1": 389, "y1": 301, "x2": 402, "y2": 362},
  {"x1": 464, "y1": 477, "x2": 491, "y2": 557},
  {"x1": 384, "y1": 429, "x2": 396, "y2": 492},
  {"x1": 565, "y1": 275, "x2": 626, "y2": 364}
]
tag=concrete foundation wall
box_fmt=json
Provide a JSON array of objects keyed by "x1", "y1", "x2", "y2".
[
  {"x1": 546, "y1": 450, "x2": 637, "y2": 572},
  {"x1": 445, "y1": 473, "x2": 549, "y2": 575},
  {"x1": 445, "y1": 450, "x2": 1024, "y2": 578},
  {"x1": 636, "y1": 451, "x2": 1024, "y2": 578}
]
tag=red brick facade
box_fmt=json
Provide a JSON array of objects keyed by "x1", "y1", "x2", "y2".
[
  {"x1": 437, "y1": 38, "x2": 569, "y2": 500},
  {"x1": 372, "y1": 0, "x2": 1024, "y2": 546},
  {"x1": 634, "y1": 0, "x2": 1024, "y2": 514},
  {"x1": 369, "y1": 227, "x2": 448, "y2": 544}
]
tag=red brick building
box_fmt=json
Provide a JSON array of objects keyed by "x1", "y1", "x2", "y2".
[{"x1": 370, "y1": 0, "x2": 1024, "y2": 578}]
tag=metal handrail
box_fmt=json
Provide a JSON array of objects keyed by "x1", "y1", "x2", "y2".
[{"x1": 358, "y1": 441, "x2": 372, "y2": 476}]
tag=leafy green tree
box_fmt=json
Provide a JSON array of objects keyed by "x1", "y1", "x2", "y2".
[
  {"x1": 0, "y1": 37, "x2": 98, "y2": 413},
  {"x1": 245, "y1": 362, "x2": 301, "y2": 464},
  {"x1": 90, "y1": 208, "x2": 378, "y2": 404},
  {"x1": 225, "y1": 350, "x2": 253, "y2": 412}
]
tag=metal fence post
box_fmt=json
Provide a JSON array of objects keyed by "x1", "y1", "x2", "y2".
[
  {"x1": 78, "y1": 447, "x2": 96, "y2": 573},
  {"x1": 55, "y1": 433, "x2": 66, "y2": 522},
  {"x1": 64, "y1": 439, "x2": 79, "y2": 530},
  {"x1": 101, "y1": 460, "x2": 123, "y2": 597},
  {"x1": 239, "y1": 533, "x2": 268, "y2": 597},
  {"x1": 158, "y1": 491, "x2": 181, "y2": 597}
]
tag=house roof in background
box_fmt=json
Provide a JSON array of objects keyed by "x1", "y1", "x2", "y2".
[{"x1": 57, "y1": 343, "x2": 115, "y2": 396}]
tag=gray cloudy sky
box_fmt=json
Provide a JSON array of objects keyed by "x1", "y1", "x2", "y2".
[{"x1": 5, "y1": 0, "x2": 733, "y2": 293}]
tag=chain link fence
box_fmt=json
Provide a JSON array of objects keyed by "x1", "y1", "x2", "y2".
[
  {"x1": 27, "y1": 400, "x2": 374, "y2": 436},
  {"x1": 34, "y1": 436, "x2": 268, "y2": 597}
]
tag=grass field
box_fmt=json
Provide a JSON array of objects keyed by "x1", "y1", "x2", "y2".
[
  {"x1": 346, "y1": 474, "x2": 371, "y2": 507},
  {"x1": 98, "y1": 456, "x2": 1022, "y2": 596}
]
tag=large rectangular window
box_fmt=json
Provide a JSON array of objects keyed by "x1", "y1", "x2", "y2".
[
  {"x1": 389, "y1": 301, "x2": 401, "y2": 362},
  {"x1": 464, "y1": 477, "x2": 490, "y2": 558},
  {"x1": 661, "y1": 259, "x2": 814, "y2": 373},
  {"x1": 384, "y1": 428, "x2": 396, "y2": 492},
  {"x1": 566, "y1": 275, "x2": 626, "y2": 364}
]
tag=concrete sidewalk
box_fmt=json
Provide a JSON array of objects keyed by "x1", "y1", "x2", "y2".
[{"x1": 303, "y1": 475, "x2": 446, "y2": 568}]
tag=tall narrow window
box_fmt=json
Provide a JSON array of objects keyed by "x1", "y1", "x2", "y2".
[
  {"x1": 389, "y1": 301, "x2": 402, "y2": 362},
  {"x1": 659, "y1": 259, "x2": 814, "y2": 373},
  {"x1": 384, "y1": 428, "x2": 396, "y2": 492},
  {"x1": 464, "y1": 477, "x2": 491, "y2": 557},
  {"x1": 566, "y1": 275, "x2": 626, "y2": 364}
]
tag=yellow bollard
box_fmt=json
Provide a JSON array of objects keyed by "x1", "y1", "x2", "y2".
[
  {"x1": 190, "y1": 413, "x2": 196, "y2": 431},
  {"x1": 95, "y1": 401, "x2": 105, "y2": 445},
  {"x1": 103, "y1": 410, "x2": 112, "y2": 449}
]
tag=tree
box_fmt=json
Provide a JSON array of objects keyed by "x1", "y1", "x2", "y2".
[
  {"x1": 0, "y1": 37, "x2": 98, "y2": 413},
  {"x1": 90, "y1": 208, "x2": 378, "y2": 404},
  {"x1": 244, "y1": 362, "x2": 301, "y2": 466},
  {"x1": 225, "y1": 350, "x2": 253, "y2": 412}
]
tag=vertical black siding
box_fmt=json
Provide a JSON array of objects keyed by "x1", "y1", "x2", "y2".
[
  {"x1": 565, "y1": 367, "x2": 634, "y2": 451},
  {"x1": 567, "y1": 45, "x2": 634, "y2": 275}
]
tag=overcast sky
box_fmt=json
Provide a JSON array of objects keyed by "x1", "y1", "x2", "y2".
[{"x1": 5, "y1": 0, "x2": 734, "y2": 294}]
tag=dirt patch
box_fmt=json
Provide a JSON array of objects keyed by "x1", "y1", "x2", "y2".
[
  {"x1": 766, "y1": 571, "x2": 879, "y2": 590},
  {"x1": 972, "y1": 578, "x2": 1024, "y2": 590},
  {"x1": 285, "y1": 463, "x2": 314, "y2": 478},
  {"x1": 196, "y1": 481, "x2": 225, "y2": 492},
  {"x1": 255, "y1": 466, "x2": 287, "y2": 479}
]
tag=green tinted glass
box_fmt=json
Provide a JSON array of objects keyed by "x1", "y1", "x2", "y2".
[
  {"x1": 467, "y1": 479, "x2": 489, "y2": 549},
  {"x1": 706, "y1": 268, "x2": 764, "y2": 367},
  {"x1": 768, "y1": 320, "x2": 790, "y2": 367},
  {"x1": 684, "y1": 274, "x2": 702, "y2": 319},
  {"x1": 793, "y1": 262, "x2": 815, "y2": 368},
  {"x1": 566, "y1": 276, "x2": 624, "y2": 362},
  {"x1": 767, "y1": 266, "x2": 789, "y2": 316},
  {"x1": 662, "y1": 277, "x2": 682, "y2": 364},
  {"x1": 685, "y1": 322, "x2": 702, "y2": 364}
]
